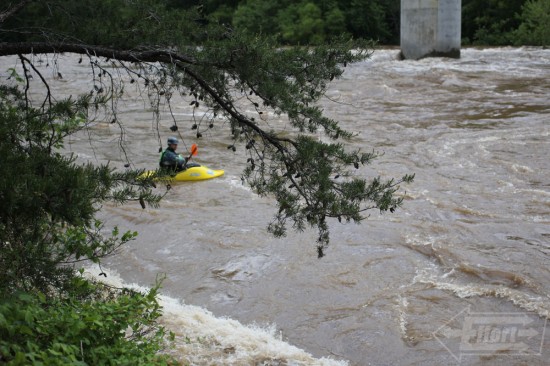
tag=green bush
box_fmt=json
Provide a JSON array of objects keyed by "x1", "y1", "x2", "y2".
[
  {"x1": 279, "y1": 2, "x2": 326, "y2": 44},
  {"x1": 0, "y1": 278, "x2": 176, "y2": 366},
  {"x1": 513, "y1": 0, "x2": 550, "y2": 46}
]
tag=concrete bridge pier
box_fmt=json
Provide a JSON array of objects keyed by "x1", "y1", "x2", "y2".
[{"x1": 400, "y1": 0, "x2": 461, "y2": 60}]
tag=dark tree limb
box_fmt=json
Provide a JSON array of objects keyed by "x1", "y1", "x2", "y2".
[
  {"x1": 0, "y1": 42, "x2": 196, "y2": 63},
  {"x1": 0, "y1": 0, "x2": 30, "y2": 23},
  {"x1": 0, "y1": 42, "x2": 290, "y2": 148}
]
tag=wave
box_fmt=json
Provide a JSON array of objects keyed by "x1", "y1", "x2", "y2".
[
  {"x1": 413, "y1": 267, "x2": 550, "y2": 320},
  {"x1": 84, "y1": 265, "x2": 348, "y2": 366}
]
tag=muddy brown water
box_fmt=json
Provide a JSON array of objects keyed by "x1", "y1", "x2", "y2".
[{"x1": 2, "y1": 47, "x2": 549, "y2": 365}]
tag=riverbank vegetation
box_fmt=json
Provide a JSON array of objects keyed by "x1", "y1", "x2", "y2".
[
  {"x1": 463, "y1": 0, "x2": 550, "y2": 46},
  {"x1": 0, "y1": 0, "x2": 414, "y2": 363},
  {"x1": 163, "y1": 0, "x2": 549, "y2": 46}
]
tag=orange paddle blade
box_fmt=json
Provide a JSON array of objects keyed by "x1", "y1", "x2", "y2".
[{"x1": 190, "y1": 144, "x2": 198, "y2": 156}]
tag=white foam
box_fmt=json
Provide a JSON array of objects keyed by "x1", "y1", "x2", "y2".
[
  {"x1": 397, "y1": 296, "x2": 409, "y2": 340},
  {"x1": 516, "y1": 188, "x2": 550, "y2": 197},
  {"x1": 223, "y1": 176, "x2": 253, "y2": 193},
  {"x1": 413, "y1": 269, "x2": 550, "y2": 319},
  {"x1": 84, "y1": 265, "x2": 348, "y2": 366}
]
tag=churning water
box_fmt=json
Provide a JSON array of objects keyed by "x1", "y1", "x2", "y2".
[{"x1": 2, "y1": 47, "x2": 549, "y2": 365}]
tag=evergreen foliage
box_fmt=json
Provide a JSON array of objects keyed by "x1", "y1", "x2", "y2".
[
  {"x1": 0, "y1": 84, "x2": 160, "y2": 294},
  {"x1": 344, "y1": 0, "x2": 392, "y2": 44},
  {"x1": 462, "y1": 0, "x2": 530, "y2": 45},
  {"x1": 513, "y1": 0, "x2": 550, "y2": 46},
  {"x1": 230, "y1": 0, "x2": 399, "y2": 45}
]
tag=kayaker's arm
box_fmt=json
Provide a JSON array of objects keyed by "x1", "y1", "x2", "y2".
[{"x1": 181, "y1": 144, "x2": 198, "y2": 170}]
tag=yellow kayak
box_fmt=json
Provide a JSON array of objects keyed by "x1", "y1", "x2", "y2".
[
  {"x1": 172, "y1": 165, "x2": 224, "y2": 181},
  {"x1": 142, "y1": 165, "x2": 224, "y2": 182}
]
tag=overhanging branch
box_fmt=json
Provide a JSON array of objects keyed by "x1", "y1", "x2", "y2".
[
  {"x1": 0, "y1": 41, "x2": 297, "y2": 157},
  {"x1": 0, "y1": 0, "x2": 30, "y2": 23},
  {"x1": 0, "y1": 42, "x2": 196, "y2": 64}
]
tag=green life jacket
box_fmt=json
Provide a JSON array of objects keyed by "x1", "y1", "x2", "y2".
[
  {"x1": 159, "y1": 150, "x2": 167, "y2": 165},
  {"x1": 159, "y1": 148, "x2": 184, "y2": 169}
]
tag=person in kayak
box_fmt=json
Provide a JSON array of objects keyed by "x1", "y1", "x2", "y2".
[{"x1": 160, "y1": 137, "x2": 187, "y2": 172}]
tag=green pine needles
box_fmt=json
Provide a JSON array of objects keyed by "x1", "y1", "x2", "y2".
[{"x1": 0, "y1": 85, "x2": 161, "y2": 293}]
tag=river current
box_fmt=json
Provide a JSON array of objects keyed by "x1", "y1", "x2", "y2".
[{"x1": 2, "y1": 47, "x2": 549, "y2": 365}]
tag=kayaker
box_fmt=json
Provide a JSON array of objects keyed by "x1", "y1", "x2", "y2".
[{"x1": 160, "y1": 137, "x2": 187, "y2": 171}]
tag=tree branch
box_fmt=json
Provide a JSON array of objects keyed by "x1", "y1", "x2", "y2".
[
  {"x1": 0, "y1": 0, "x2": 30, "y2": 23},
  {"x1": 0, "y1": 41, "x2": 292, "y2": 147},
  {"x1": 0, "y1": 42, "x2": 196, "y2": 64}
]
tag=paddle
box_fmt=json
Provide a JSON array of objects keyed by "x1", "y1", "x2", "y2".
[{"x1": 181, "y1": 143, "x2": 198, "y2": 170}]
